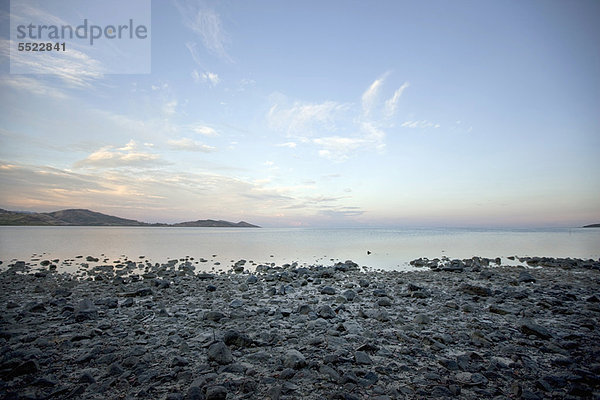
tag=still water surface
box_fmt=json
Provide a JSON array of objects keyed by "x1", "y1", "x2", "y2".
[{"x1": 0, "y1": 226, "x2": 598, "y2": 272}]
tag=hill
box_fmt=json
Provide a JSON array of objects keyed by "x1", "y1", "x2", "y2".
[
  {"x1": 0, "y1": 209, "x2": 259, "y2": 227},
  {"x1": 172, "y1": 219, "x2": 259, "y2": 228},
  {"x1": 583, "y1": 223, "x2": 600, "y2": 228}
]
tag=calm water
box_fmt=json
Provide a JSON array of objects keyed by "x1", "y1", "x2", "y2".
[{"x1": 0, "y1": 226, "x2": 599, "y2": 272}]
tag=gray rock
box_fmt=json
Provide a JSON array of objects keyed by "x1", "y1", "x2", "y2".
[
  {"x1": 205, "y1": 385, "x2": 227, "y2": 400},
  {"x1": 377, "y1": 298, "x2": 392, "y2": 307},
  {"x1": 317, "y1": 304, "x2": 336, "y2": 319},
  {"x1": 342, "y1": 289, "x2": 357, "y2": 301},
  {"x1": 319, "y1": 364, "x2": 340, "y2": 382},
  {"x1": 321, "y1": 286, "x2": 336, "y2": 295},
  {"x1": 223, "y1": 330, "x2": 254, "y2": 348},
  {"x1": 297, "y1": 304, "x2": 312, "y2": 314},
  {"x1": 459, "y1": 283, "x2": 492, "y2": 297},
  {"x1": 518, "y1": 271, "x2": 536, "y2": 283},
  {"x1": 74, "y1": 299, "x2": 98, "y2": 321},
  {"x1": 414, "y1": 314, "x2": 431, "y2": 324},
  {"x1": 354, "y1": 351, "x2": 372, "y2": 365},
  {"x1": 283, "y1": 349, "x2": 306, "y2": 369},
  {"x1": 207, "y1": 341, "x2": 233, "y2": 365},
  {"x1": 520, "y1": 320, "x2": 552, "y2": 340},
  {"x1": 205, "y1": 311, "x2": 226, "y2": 322}
]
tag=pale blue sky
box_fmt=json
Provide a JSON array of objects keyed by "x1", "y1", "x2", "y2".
[{"x1": 0, "y1": 0, "x2": 598, "y2": 227}]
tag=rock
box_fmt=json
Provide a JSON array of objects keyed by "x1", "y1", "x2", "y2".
[
  {"x1": 372, "y1": 289, "x2": 387, "y2": 297},
  {"x1": 414, "y1": 314, "x2": 431, "y2": 324},
  {"x1": 317, "y1": 305, "x2": 336, "y2": 319},
  {"x1": 283, "y1": 349, "x2": 306, "y2": 369},
  {"x1": 78, "y1": 369, "x2": 96, "y2": 383},
  {"x1": 342, "y1": 289, "x2": 357, "y2": 301},
  {"x1": 377, "y1": 298, "x2": 392, "y2": 307},
  {"x1": 246, "y1": 275, "x2": 258, "y2": 284},
  {"x1": 520, "y1": 320, "x2": 552, "y2": 340},
  {"x1": 205, "y1": 311, "x2": 226, "y2": 322},
  {"x1": 354, "y1": 351, "x2": 372, "y2": 365},
  {"x1": 279, "y1": 368, "x2": 296, "y2": 379},
  {"x1": 518, "y1": 271, "x2": 536, "y2": 283},
  {"x1": 319, "y1": 364, "x2": 340, "y2": 382},
  {"x1": 122, "y1": 287, "x2": 153, "y2": 297},
  {"x1": 297, "y1": 304, "x2": 312, "y2": 315},
  {"x1": 171, "y1": 356, "x2": 189, "y2": 367},
  {"x1": 205, "y1": 385, "x2": 228, "y2": 400},
  {"x1": 321, "y1": 286, "x2": 336, "y2": 295},
  {"x1": 206, "y1": 284, "x2": 217, "y2": 292},
  {"x1": 207, "y1": 341, "x2": 233, "y2": 365},
  {"x1": 223, "y1": 330, "x2": 254, "y2": 348},
  {"x1": 229, "y1": 299, "x2": 244, "y2": 308},
  {"x1": 74, "y1": 299, "x2": 98, "y2": 321},
  {"x1": 489, "y1": 305, "x2": 510, "y2": 315},
  {"x1": 459, "y1": 283, "x2": 492, "y2": 297},
  {"x1": 11, "y1": 360, "x2": 38, "y2": 377},
  {"x1": 107, "y1": 362, "x2": 123, "y2": 376}
]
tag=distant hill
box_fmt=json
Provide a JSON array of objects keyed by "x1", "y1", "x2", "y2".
[
  {"x1": 173, "y1": 219, "x2": 259, "y2": 228},
  {"x1": 0, "y1": 208, "x2": 260, "y2": 227},
  {"x1": 583, "y1": 223, "x2": 600, "y2": 228}
]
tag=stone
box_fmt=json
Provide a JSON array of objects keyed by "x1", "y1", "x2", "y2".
[
  {"x1": 283, "y1": 349, "x2": 306, "y2": 369},
  {"x1": 520, "y1": 320, "x2": 552, "y2": 340},
  {"x1": 354, "y1": 351, "x2": 372, "y2": 365},
  {"x1": 207, "y1": 341, "x2": 233, "y2": 365},
  {"x1": 297, "y1": 304, "x2": 312, "y2": 314},
  {"x1": 205, "y1": 385, "x2": 227, "y2": 400},
  {"x1": 74, "y1": 299, "x2": 98, "y2": 321},
  {"x1": 205, "y1": 311, "x2": 226, "y2": 322},
  {"x1": 414, "y1": 314, "x2": 431, "y2": 324},
  {"x1": 224, "y1": 330, "x2": 254, "y2": 348},
  {"x1": 342, "y1": 289, "x2": 357, "y2": 301},
  {"x1": 459, "y1": 283, "x2": 492, "y2": 297},
  {"x1": 317, "y1": 305, "x2": 336, "y2": 319},
  {"x1": 519, "y1": 271, "x2": 536, "y2": 283},
  {"x1": 321, "y1": 286, "x2": 336, "y2": 295}
]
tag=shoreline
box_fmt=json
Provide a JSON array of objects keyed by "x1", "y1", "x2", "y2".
[{"x1": 1, "y1": 257, "x2": 599, "y2": 399}]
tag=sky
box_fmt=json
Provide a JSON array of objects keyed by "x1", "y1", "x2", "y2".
[{"x1": 0, "y1": 0, "x2": 599, "y2": 228}]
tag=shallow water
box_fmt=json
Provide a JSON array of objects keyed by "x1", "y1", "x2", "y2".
[{"x1": 1, "y1": 226, "x2": 598, "y2": 273}]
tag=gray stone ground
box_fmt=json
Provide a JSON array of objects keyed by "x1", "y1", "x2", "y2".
[{"x1": 1, "y1": 256, "x2": 599, "y2": 399}]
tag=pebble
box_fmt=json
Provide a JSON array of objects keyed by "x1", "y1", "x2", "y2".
[{"x1": 0, "y1": 255, "x2": 598, "y2": 399}]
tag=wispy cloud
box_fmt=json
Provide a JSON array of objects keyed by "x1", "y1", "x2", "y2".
[
  {"x1": 313, "y1": 137, "x2": 366, "y2": 162},
  {"x1": 384, "y1": 82, "x2": 410, "y2": 117},
  {"x1": 175, "y1": 1, "x2": 231, "y2": 61},
  {"x1": 276, "y1": 142, "x2": 297, "y2": 148},
  {"x1": 361, "y1": 72, "x2": 389, "y2": 117},
  {"x1": 267, "y1": 100, "x2": 350, "y2": 138},
  {"x1": 74, "y1": 140, "x2": 165, "y2": 169},
  {"x1": 0, "y1": 75, "x2": 68, "y2": 99},
  {"x1": 1, "y1": 39, "x2": 104, "y2": 88},
  {"x1": 401, "y1": 120, "x2": 441, "y2": 129},
  {"x1": 190, "y1": 124, "x2": 219, "y2": 136},
  {"x1": 167, "y1": 138, "x2": 216, "y2": 152},
  {"x1": 268, "y1": 73, "x2": 405, "y2": 162}
]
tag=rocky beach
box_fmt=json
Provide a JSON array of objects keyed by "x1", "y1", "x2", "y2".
[{"x1": 1, "y1": 256, "x2": 599, "y2": 399}]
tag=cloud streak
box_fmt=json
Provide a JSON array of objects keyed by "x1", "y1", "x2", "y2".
[
  {"x1": 176, "y1": 1, "x2": 231, "y2": 61},
  {"x1": 167, "y1": 138, "x2": 216, "y2": 152},
  {"x1": 268, "y1": 73, "x2": 408, "y2": 161},
  {"x1": 74, "y1": 140, "x2": 165, "y2": 169}
]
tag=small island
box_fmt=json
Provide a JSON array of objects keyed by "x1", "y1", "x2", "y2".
[
  {"x1": 583, "y1": 223, "x2": 600, "y2": 228},
  {"x1": 0, "y1": 208, "x2": 260, "y2": 228}
]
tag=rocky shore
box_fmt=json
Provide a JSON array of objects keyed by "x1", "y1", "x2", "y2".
[{"x1": 1, "y1": 256, "x2": 599, "y2": 399}]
